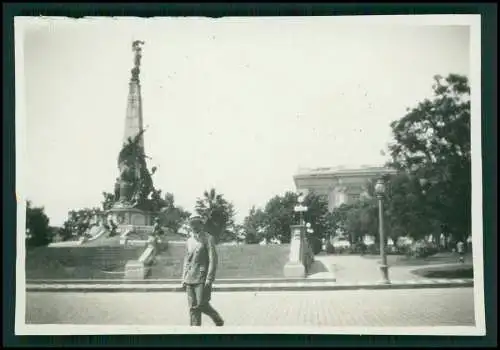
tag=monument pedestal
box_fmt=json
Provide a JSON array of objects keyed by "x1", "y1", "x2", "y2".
[
  {"x1": 283, "y1": 262, "x2": 306, "y2": 278},
  {"x1": 283, "y1": 225, "x2": 307, "y2": 278},
  {"x1": 107, "y1": 205, "x2": 154, "y2": 227}
]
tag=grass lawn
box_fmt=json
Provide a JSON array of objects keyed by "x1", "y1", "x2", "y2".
[
  {"x1": 27, "y1": 242, "x2": 292, "y2": 281},
  {"x1": 411, "y1": 264, "x2": 474, "y2": 279},
  {"x1": 26, "y1": 244, "x2": 145, "y2": 280},
  {"x1": 360, "y1": 252, "x2": 473, "y2": 267},
  {"x1": 150, "y1": 243, "x2": 291, "y2": 279}
]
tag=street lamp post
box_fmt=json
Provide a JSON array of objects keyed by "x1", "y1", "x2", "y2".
[
  {"x1": 294, "y1": 194, "x2": 308, "y2": 225},
  {"x1": 375, "y1": 178, "x2": 390, "y2": 284}
]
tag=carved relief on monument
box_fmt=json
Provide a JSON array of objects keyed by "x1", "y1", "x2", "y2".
[{"x1": 131, "y1": 213, "x2": 146, "y2": 226}]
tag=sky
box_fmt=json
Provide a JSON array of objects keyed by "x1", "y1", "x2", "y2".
[{"x1": 17, "y1": 16, "x2": 471, "y2": 227}]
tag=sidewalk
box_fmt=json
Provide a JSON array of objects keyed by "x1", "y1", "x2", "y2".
[{"x1": 312, "y1": 254, "x2": 471, "y2": 283}]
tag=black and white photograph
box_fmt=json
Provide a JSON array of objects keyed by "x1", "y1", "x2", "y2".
[{"x1": 15, "y1": 14, "x2": 485, "y2": 335}]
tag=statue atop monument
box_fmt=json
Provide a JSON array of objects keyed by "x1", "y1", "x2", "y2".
[
  {"x1": 115, "y1": 127, "x2": 155, "y2": 208},
  {"x1": 131, "y1": 40, "x2": 145, "y2": 82}
]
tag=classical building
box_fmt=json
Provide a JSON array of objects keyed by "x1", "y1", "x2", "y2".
[{"x1": 293, "y1": 165, "x2": 397, "y2": 212}]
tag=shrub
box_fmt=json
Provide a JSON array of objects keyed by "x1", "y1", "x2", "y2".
[
  {"x1": 407, "y1": 241, "x2": 439, "y2": 258},
  {"x1": 334, "y1": 246, "x2": 350, "y2": 255},
  {"x1": 351, "y1": 242, "x2": 366, "y2": 254},
  {"x1": 366, "y1": 244, "x2": 379, "y2": 255},
  {"x1": 325, "y1": 241, "x2": 335, "y2": 254}
]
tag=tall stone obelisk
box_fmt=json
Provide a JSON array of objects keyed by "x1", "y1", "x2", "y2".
[
  {"x1": 107, "y1": 41, "x2": 155, "y2": 228},
  {"x1": 123, "y1": 40, "x2": 145, "y2": 149}
]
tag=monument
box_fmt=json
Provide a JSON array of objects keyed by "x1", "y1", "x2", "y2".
[{"x1": 106, "y1": 41, "x2": 159, "y2": 231}]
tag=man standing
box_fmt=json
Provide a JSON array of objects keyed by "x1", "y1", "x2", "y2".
[{"x1": 182, "y1": 216, "x2": 224, "y2": 327}]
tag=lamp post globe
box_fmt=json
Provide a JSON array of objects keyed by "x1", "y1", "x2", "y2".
[
  {"x1": 294, "y1": 193, "x2": 308, "y2": 226},
  {"x1": 297, "y1": 194, "x2": 305, "y2": 204},
  {"x1": 375, "y1": 178, "x2": 386, "y2": 198},
  {"x1": 419, "y1": 177, "x2": 428, "y2": 188},
  {"x1": 419, "y1": 177, "x2": 429, "y2": 195}
]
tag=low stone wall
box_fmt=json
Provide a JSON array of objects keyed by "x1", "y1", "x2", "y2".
[{"x1": 123, "y1": 238, "x2": 167, "y2": 280}]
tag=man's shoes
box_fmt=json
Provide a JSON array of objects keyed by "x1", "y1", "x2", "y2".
[{"x1": 215, "y1": 319, "x2": 224, "y2": 327}]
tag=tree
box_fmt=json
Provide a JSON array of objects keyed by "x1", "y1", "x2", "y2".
[
  {"x1": 242, "y1": 206, "x2": 267, "y2": 244},
  {"x1": 158, "y1": 192, "x2": 191, "y2": 234},
  {"x1": 195, "y1": 188, "x2": 235, "y2": 243},
  {"x1": 334, "y1": 200, "x2": 378, "y2": 244},
  {"x1": 26, "y1": 200, "x2": 52, "y2": 247},
  {"x1": 302, "y1": 192, "x2": 330, "y2": 251},
  {"x1": 58, "y1": 207, "x2": 102, "y2": 240},
  {"x1": 326, "y1": 205, "x2": 349, "y2": 238},
  {"x1": 388, "y1": 74, "x2": 471, "y2": 241},
  {"x1": 261, "y1": 191, "x2": 330, "y2": 245},
  {"x1": 101, "y1": 192, "x2": 115, "y2": 211},
  {"x1": 382, "y1": 172, "x2": 433, "y2": 241},
  {"x1": 263, "y1": 192, "x2": 298, "y2": 244}
]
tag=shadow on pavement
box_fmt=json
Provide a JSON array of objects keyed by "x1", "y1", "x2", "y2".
[{"x1": 308, "y1": 260, "x2": 329, "y2": 275}]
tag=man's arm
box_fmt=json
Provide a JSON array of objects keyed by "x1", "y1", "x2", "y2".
[
  {"x1": 181, "y1": 244, "x2": 189, "y2": 283},
  {"x1": 206, "y1": 235, "x2": 218, "y2": 284}
]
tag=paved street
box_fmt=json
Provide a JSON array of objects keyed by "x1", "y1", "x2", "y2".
[{"x1": 26, "y1": 288, "x2": 475, "y2": 327}]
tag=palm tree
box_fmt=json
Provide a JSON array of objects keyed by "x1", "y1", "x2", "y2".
[{"x1": 195, "y1": 188, "x2": 235, "y2": 242}]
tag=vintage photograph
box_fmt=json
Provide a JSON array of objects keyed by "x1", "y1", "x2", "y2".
[{"x1": 15, "y1": 15, "x2": 484, "y2": 335}]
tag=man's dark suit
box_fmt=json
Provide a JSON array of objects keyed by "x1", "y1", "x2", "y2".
[{"x1": 182, "y1": 233, "x2": 223, "y2": 326}]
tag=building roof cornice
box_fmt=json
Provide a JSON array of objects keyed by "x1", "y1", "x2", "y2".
[{"x1": 294, "y1": 165, "x2": 397, "y2": 180}]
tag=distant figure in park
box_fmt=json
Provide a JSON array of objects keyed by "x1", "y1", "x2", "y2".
[
  {"x1": 466, "y1": 235, "x2": 473, "y2": 252},
  {"x1": 456, "y1": 240, "x2": 465, "y2": 263},
  {"x1": 181, "y1": 216, "x2": 224, "y2": 327}
]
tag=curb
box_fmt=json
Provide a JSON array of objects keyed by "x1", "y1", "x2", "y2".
[
  {"x1": 26, "y1": 277, "x2": 337, "y2": 285},
  {"x1": 26, "y1": 279, "x2": 473, "y2": 293}
]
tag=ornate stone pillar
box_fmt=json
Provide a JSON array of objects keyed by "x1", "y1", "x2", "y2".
[{"x1": 283, "y1": 225, "x2": 306, "y2": 277}]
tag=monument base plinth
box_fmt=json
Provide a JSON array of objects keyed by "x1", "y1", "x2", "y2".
[
  {"x1": 283, "y1": 262, "x2": 306, "y2": 278},
  {"x1": 107, "y1": 206, "x2": 154, "y2": 227}
]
